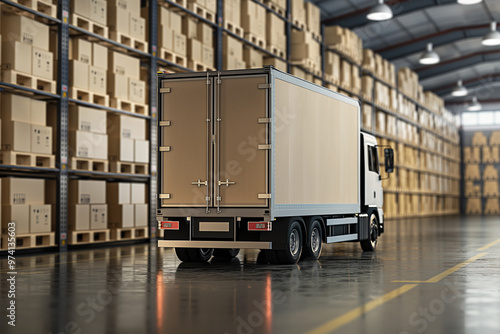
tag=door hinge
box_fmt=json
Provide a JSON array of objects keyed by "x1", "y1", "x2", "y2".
[
  {"x1": 258, "y1": 194, "x2": 271, "y2": 199},
  {"x1": 258, "y1": 118, "x2": 271, "y2": 124},
  {"x1": 191, "y1": 179, "x2": 208, "y2": 187},
  {"x1": 258, "y1": 144, "x2": 271, "y2": 150},
  {"x1": 159, "y1": 121, "x2": 171, "y2": 127},
  {"x1": 159, "y1": 194, "x2": 171, "y2": 199},
  {"x1": 159, "y1": 146, "x2": 171, "y2": 152},
  {"x1": 159, "y1": 88, "x2": 171, "y2": 94},
  {"x1": 258, "y1": 83, "x2": 271, "y2": 89},
  {"x1": 218, "y1": 179, "x2": 236, "y2": 187}
]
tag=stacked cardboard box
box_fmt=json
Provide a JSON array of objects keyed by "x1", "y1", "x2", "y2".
[
  {"x1": 107, "y1": 182, "x2": 148, "y2": 228},
  {"x1": 362, "y1": 49, "x2": 376, "y2": 73},
  {"x1": 398, "y1": 67, "x2": 421, "y2": 101},
  {"x1": 108, "y1": 51, "x2": 147, "y2": 107},
  {"x1": 241, "y1": 0, "x2": 266, "y2": 48},
  {"x1": 68, "y1": 106, "x2": 108, "y2": 160},
  {"x1": 1, "y1": 94, "x2": 52, "y2": 155},
  {"x1": 244, "y1": 47, "x2": 263, "y2": 69},
  {"x1": 108, "y1": 0, "x2": 146, "y2": 47},
  {"x1": 70, "y1": 0, "x2": 108, "y2": 36},
  {"x1": 183, "y1": 16, "x2": 214, "y2": 69},
  {"x1": 224, "y1": 0, "x2": 242, "y2": 36},
  {"x1": 424, "y1": 91, "x2": 444, "y2": 116},
  {"x1": 2, "y1": 178, "x2": 51, "y2": 234},
  {"x1": 324, "y1": 26, "x2": 363, "y2": 65},
  {"x1": 1, "y1": 15, "x2": 53, "y2": 84},
  {"x1": 70, "y1": 39, "x2": 108, "y2": 96},
  {"x1": 158, "y1": 6, "x2": 187, "y2": 61},
  {"x1": 107, "y1": 114, "x2": 149, "y2": 164},
  {"x1": 223, "y1": 34, "x2": 246, "y2": 70},
  {"x1": 187, "y1": 0, "x2": 217, "y2": 15},
  {"x1": 263, "y1": 57, "x2": 287, "y2": 72},
  {"x1": 324, "y1": 51, "x2": 340, "y2": 85},
  {"x1": 291, "y1": 30, "x2": 321, "y2": 74},
  {"x1": 374, "y1": 53, "x2": 395, "y2": 86},
  {"x1": 69, "y1": 180, "x2": 107, "y2": 231},
  {"x1": 362, "y1": 75, "x2": 373, "y2": 100},
  {"x1": 305, "y1": 2, "x2": 321, "y2": 40},
  {"x1": 362, "y1": 104, "x2": 372, "y2": 130},
  {"x1": 266, "y1": 13, "x2": 286, "y2": 57},
  {"x1": 291, "y1": 0, "x2": 306, "y2": 28}
]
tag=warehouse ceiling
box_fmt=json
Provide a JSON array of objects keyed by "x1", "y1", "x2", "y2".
[{"x1": 311, "y1": 0, "x2": 500, "y2": 112}]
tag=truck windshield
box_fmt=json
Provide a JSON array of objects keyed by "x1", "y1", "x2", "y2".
[{"x1": 368, "y1": 146, "x2": 380, "y2": 174}]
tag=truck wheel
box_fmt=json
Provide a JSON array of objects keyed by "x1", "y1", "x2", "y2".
[
  {"x1": 276, "y1": 221, "x2": 303, "y2": 264},
  {"x1": 303, "y1": 220, "x2": 323, "y2": 260},
  {"x1": 175, "y1": 248, "x2": 214, "y2": 262},
  {"x1": 213, "y1": 249, "x2": 240, "y2": 258},
  {"x1": 360, "y1": 214, "x2": 378, "y2": 252}
]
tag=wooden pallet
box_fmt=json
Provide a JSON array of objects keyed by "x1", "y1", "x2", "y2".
[
  {"x1": 2, "y1": 70, "x2": 56, "y2": 94},
  {"x1": 188, "y1": 60, "x2": 215, "y2": 72},
  {"x1": 160, "y1": 48, "x2": 188, "y2": 68},
  {"x1": 263, "y1": 0, "x2": 285, "y2": 16},
  {"x1": 1, "y1": 232, "x2": 55, "y2": 250},
  {"x1": 110, "y1": 161, "x2": 148, "y2": 175},
  {"x1": 109, "y1": 31, "x2": 148, "y2": 53},
  {"x1": 224, "y1": 21, "x2": 244, "y2": 37},
  {"x1": 161, "y1": 0, "x2": 187, "y2": 10},
  {"x1": 324, "y1": 74, "x2": 340, "y2": 86},
  {"x1": 187, "y1": 2, "x2": 216, "y2": 23},
  {"x1": 111, "y1": 227, "x2": 148, "y2": 241},
  {"x1": 110, "y1": 98, "x2": 148, "y2": 115},
  {"x1": 0, "y1": 151, "x2": 55, "y2": 168},
  {"x1": 68, "y1": 229, "x2": 110, "y2": 245},
  {"x1": 71, "y1": 13, "x2": 109, "y2": 39},
  {"x1": 244, "y1": 33, "x2": 266, "y2": 49},
  {"x1": 69, "y1": 157, "x2": 109, "y2": 172},
  {"x1": 293, "y1": 18, "x2": 306, "y2": 30},
  {"x1": 69, "y1": 87, "x2": 109, "y2": 107},
  {"x1": 9, "y1": 0, "x2": 57, "y2": 18},
  {"x1": 266, "y1": 45, "x2": 285, "y2": 59}
]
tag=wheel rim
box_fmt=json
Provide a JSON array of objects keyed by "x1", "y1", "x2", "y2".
[
  {"x1": 200, "y1": 248, "x2": 212, "y2": 256},
  {"x1": 311, "y1": 227, "x2": 320, "y2": 253},
  {"x1": 289, "y1": 229, "x2": 300, "y2": 257},
  {"x1": 370, "y1": 218, "x2": 378, "y2": 248}
]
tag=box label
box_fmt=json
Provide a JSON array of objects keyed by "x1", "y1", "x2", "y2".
[
  {"x1": 80, "y1": 194, "x2": 90, "y2": 204},
  {"x1": 81, "y1": 121, "x2": 91, "y2": 132},
  {"x1": 13, "y1": 194, "x2": 26, "y2": 205}
]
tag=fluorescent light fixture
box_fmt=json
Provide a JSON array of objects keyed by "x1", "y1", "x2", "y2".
[
  {"x1": 451, "y1": 80, "x2": 468, "y2": 97},
  {"x1": 457, "y1": 0, "x2": 483, "y2": 4},
  {"x1": 482, "y1": 22, "x2": 500, "y2": 46},
  {"x1": 367, "y1": 0, "x2": 393, "y2": 21},
  {"x1": 467, "y1": 96, "x2": 482, "y2": 111},
  {"x1": 419, "y1": 43, "x2": 440, "y2": 65}
]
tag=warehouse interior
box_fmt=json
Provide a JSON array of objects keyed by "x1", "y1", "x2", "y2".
[{"x1": 1, "y1": 0, "x2": 500, "y2": 333}]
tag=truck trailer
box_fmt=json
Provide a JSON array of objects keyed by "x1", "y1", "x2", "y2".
[{"x1": 157, "y1": 67, "x2": 394, "y2": 264}]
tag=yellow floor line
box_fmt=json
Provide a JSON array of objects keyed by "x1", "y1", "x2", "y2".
[
  {"x1": 425, "y1": 252, "x2": 487, "y2": 283},
  {"x1": 477, "y1": 238, "x2": 500, "y2": 251}
]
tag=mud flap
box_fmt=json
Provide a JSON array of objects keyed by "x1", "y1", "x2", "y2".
[{"x1": 358, "y1": 213, "x2": 369, "y2": 241}]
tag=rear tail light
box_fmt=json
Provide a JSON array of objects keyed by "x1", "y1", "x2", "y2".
[
  {"x1": 160, "y1": 221, "x2": 180, "y2": 230},
  {"x1": 248, "y1": 222, "x2": 272, "y2": 231}
]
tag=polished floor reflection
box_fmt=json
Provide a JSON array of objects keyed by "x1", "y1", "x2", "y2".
[{"x1": 1, "y1": 216, "x2": 500, "y2": 334}]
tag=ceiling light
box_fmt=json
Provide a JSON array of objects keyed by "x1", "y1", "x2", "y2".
[
  {"x1": 467, "y1": 97, "x2": 482, "y2": 111},
  {"x1": 419, "y1": 43, "x2": 440, "y2": 65},
  {"x1": 482, "y1": 22, "x2": 500, "y2": 46},
  {"x1": 451, "y1": 80, "x2": 468, "y2": 97},
  {"x1": 367, "y1": 0, "x2": 393, "y2": 21},
  {"x1": 457, "y1": 0, "x2": 483, "y2": 4}
]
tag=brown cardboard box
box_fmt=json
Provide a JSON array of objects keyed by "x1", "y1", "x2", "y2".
[
  {"x1": 69, "y1": 105, "x2": 107, "y2": 134},
  {"x1": 70, "y1": 38, "x2": 92, "y2": 64},
  {"x1": 159, "y1": 26, "x2": 173, "y2": 50},
  {"x1": 266, "y1": 13, "x2": 285, "y2": 51},
  {"x1": 92, "y1": 133, "x2": 108, "y2": 159},
  {"x1": 108, "y1": 5, "x2": 129, "y2": 34},
  {"x1": 2, "y1": 178, "x2": 45, "y2": 205},
  {"x1": 69, "y1": 130, "x2": 94, "y2": 158},
  {"x1": 89, "y1": 66, "x2": 107, "y2": 94},
  {"x1": 69, "y1": 204, "x2": 90, "y2": 231},
  {"x1": 1, "y1": 94, "x2": 31, "y2": 123},
  {"x1": 32, "y1": 47, "x2": 53, "y2": 80},
  {"x1": 108, "y1": 115, "x2": 145, "y2": 139},
  {"x1": 2, "y1": 41, "x2": 32, "y2": 74},
  {"x1": 205, "y1": 0, "x2": 216, "y2": 12},
  {"x1": 158, "y1": 6, "x2": 170, "y2": 28},
  {"x1": 109, "y1": 51, "x2": 139, "y2": 79},
  {"x1": 30, "y1": 204, "x2": 51, "y2": 233},
  {"x1": 108, "y1": 204, "x2": 134, "y2": 228},
  {"x1": 128, "y1": 78, "x2": 146, "y2": 104},
  {"x1": 92, "y1": 43, "x2": 108, "y2": 70},
  {"x1": 131, "y1": 183, "x2": 145, "y2": 204},
  {"x1": 90, "y1": 204, "x2": 107, "y2": 230},
  {"x1": 243, "y1": 47, "x2": 263, "y2": 69},
  {"x1": 91, "y1": 0, "x2": 107, "y2": 25},
  {"x1": 31, "y1": 125, "x2": 52, "y2": 154},
  {"x1": 134, "y1": 203, "x2": 148, "y2": 227},
  {"x1": 2, "y1": 205, "x2": 30, "y2": 234},
  {"x1": 134, "y1": 139, "x2": 149, "y2": 163},
  {"x1": 31, "y1": 99, "x2": 47, "y2": 126},
  {"x1": 71, "y1": 0, "x2": 91, "y2": 18},
  {"x1": 224, "y1": 0, "x2": 241, "y2": 26},
  {"x1": 129, "y1": 13, "x2": 145, "y2": 40},
  {"x1": 202, "y1": 45, "x2": 214, "y2": 67},
  {"x1": 241, "y1": 0, "x2": 266, "y2": 38},
  {"x1": 291, "y1": 0, "x2": 306, "y2": 24},
  {"x1": 182, "y1": 17, "x2": 198, "y2": 40},
  {"x1": 223, "y1": 34, "x2": 243, "y2": 70},
  {"x1": 109, "y1": 137, "x2": 134, "y2": 162},
  {"x1": 69, "y1": 180, "x2": 106, "y2": 205},
  {"x1": 188, "y1": 38, "x2": 203, "y2": 63},
  {"x1": 170, "y1": 11, "x2": 182, "y2": 32},
  {"x1": 305, "y1": 2, "x2": 320, "y2": 37},
  {"x1": 108, "y1": 73, "x2": 129, "y2": 100},
  {"x1": 2, "y1": 121, "x2": 31, "y2": 152},
  {"x1": 174, "y1": 32, "x2": 187, "y2": 56},
  {"x1": 107, "y1": 183, "x2": 131, "y2": 204},
  {"x1": 197, "y1": 23, "x2": 213, "y2": 46},
  {"x1": 108, "y1": 0, "x2": 140, "y2": 13},
  {"x1": 1, "y1": 15, "x2": 49, "y2": 50},
  {"x1": 263, "y1": 57, "x2": 287, "y2": 72},
  {"x1": 70, "y1": 60, "x2": 89, "y2": 89}
]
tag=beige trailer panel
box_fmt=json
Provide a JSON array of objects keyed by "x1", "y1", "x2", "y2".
[{"x1": 274, "y1": 78, "x2": 359, "y2": 205}]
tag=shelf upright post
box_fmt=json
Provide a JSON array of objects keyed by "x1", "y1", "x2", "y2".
[
  {"x1": 149, "y1": 0, "x2": 159, "y2": 241},
  {"x1": 57, "y1": 0, "x2": 71, "y2": 251},
  {"x1": 321, "y1": 24, "x2": 326, "y2": 87},
  {"x1": 286, "y1": 0, "x2": 292, "y2": 73},
  {"x1": 216, "y1": 0, "x2": 223, "y2": 70}
]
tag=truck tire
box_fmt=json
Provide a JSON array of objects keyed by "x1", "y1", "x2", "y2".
[
  {"x1": 275, "y1": 220, "x2": 303, "y2": 264},
  {"x1": 213, "y1": 249, "x2": 240, "y2": 258},
  {"x1": 360, "y1": 213, "x2": 378, "y2": 252},
  {"x1": 175, "y1": 248, "x2": 214, "y2": 262},
  {"x1": 303, "y1": 219, "x2": 323, "y2": 260}
]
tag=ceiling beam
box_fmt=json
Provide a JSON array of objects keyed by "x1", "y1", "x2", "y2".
[
  {"x1": 319, "y1": 0, "x2": 456, "y2": 30},
  {"x1": 432, "y1": 74, "x2": 500, "y2": 97}
]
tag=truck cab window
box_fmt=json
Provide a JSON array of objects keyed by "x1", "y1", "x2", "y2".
[{"x1": 368, "y1": 146, "x2": 380, "y2": 174}]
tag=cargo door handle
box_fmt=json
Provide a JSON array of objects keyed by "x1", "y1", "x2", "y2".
[
  {"x1": 218, "y1": 179, "x2": 236, "y2": 187},
  {"x1": 191, "y1": 179, "x2": 208, "y2": 187}
]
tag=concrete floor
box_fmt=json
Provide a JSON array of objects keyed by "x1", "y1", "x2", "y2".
[{"x1": 1, "y1": 216, "x2": 500, "y2": 334}]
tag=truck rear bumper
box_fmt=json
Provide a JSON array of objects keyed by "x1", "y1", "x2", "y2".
[{"x1": 158, "y1": 240, "x2": 272, "y2": 249}]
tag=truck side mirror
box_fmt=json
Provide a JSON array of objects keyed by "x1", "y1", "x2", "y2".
[{"x1": 384, "y1": 148, "x2": 394, "y2": 173}]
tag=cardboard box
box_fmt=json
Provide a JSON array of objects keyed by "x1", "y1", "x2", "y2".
[
  {"x1": 69, "y1": 180, "x2": 106, "y2": 205},
  {"x1": 131, "y1": 183, "x2": 145, "y2": 204},
  {"x1": 1, "y1": 94, "x2": 31, "y2": 123},
  {"x1": 89, "y1": 66, "x2": 107, "y2": 94},
  {"x1": 134, "y1": 203, "x2": 148, "y2": 227},
  {"x1": 70, "y1": 60, "x2": 89, "y2": 89},
  {"x1": 108, "y1": 6, "x2": 129, "y2": 34},
  {"x1": 92, "y1": 43, "x2": 108, "y2": 70},
  {"x1": 134, "y1": 139, "x2": 149, "y2": 163},
  {"x1": 1, "y1": 15, "x2": 50, "y2": 50},
  {"x1": 90, "y1": 204, "x2": 107, "y2": 230},
  {"x1": 2, "y1": 41, "x2": 32, "y2": 74},
  {"x1": 188, "y1": 38, "x2": 203, "y2": 63},
  {"x1": 263, "y1": 56, "x2": 287, "y2": 72},
  {"x1": 108, "y1": 0, "x2": 140, "y2": 13},
  {"x1": 182, "y1": 17, "x2": 198, "y2": 40},
  {"x1": 174, "y1": 32, "x2": 187, "y2": 56},
  {"x1": 224, "y1": 0, "x2": 241, "y2": 26},
  {"x1": 109, "y1": 137, "x2": 134, "y2": 162},
  {"x1": 170, "y1": 11, "x2": 182, "y2": 32},
  {"x1": 109, "y1": 51, "x2": 140, "y2": 79},
  {"x1": 291, "y1": 0, "x2": 306, "y2": 25},
  {"x1": 69, "y1": 131, "x2": 107, "y2": 159},
  {"x1": 69, "y1": 204, "x2": 90, "y2": 231},
  {"x1": 2, "y1": 178, "x2": 45, "y2": 205},
  {"x1": 91, "y1": 0, "x2": 107, "y2": 25},
  {"x1": 159, "y1": 26, "x2": 174, "y2": 51},
  {"x1": 108, "y1": 114, "x2": 145, "y2": 139},
  {"x1": 128, "y1": 78, "x2": 146, "y2": 104},
  {"x1": 197, "y1": 23, "x2": 213, "y2": 47},
  {"x1": 71, "y1": 0, "x2": 91, "y2": 18},
  {"x1": 32, "y1": 47, "x2": 53, "y2": 80},
  {"x1": 31, "y1": 100, "x2": 47, "y2": 126},
  {"x1": 202, "y1": 45, "x2": 214, "y2": 67},
  {"x1": 129, "y1": 13, "x2": 145, "y2": 40},
  {"x1": 69, "y1": 105, "x2": 107, "y2": 134},
  {"x1": 30, "y1": 204, "x2": 51, "y2": 233},
  {"x1": 158, "y1": 6, "x2": 170, "y2": 28},
  {"x1": 31, "y1": 125, "x2": 52, "y2": 154},
  {"x1": 70, "y1": 38, "x2": 92, "y2": 64},
  {"x1": 108, "y1": 73, "x2": 129, "y2": 100},
  {"x1": 205, "y1": 0, "x2": 216, "y2": 13},
  {"x1": 2, "y1": 205, "x2": 30, "y2": 234},
  {"x1": 2, "y1": 121, "x2": 31, "y2": 152},
  {"x1": 108, "y1": 204, "x2": 134, "y2": 228},
  {"x1": 241, "y1": 0, "x2": 266, "y2": 39},
  {"x1": 107, "y1": 183, "x2": 131, "y2": 204},
  {"x1": 266, "y1": 12, "x2": 285, "y2": 51},
  {"x1": 91, "y1": 133, "x2": 108, "y2": 159},
  {"x1": 243, "y1": 47, "x2": 263, "y2": 69}
]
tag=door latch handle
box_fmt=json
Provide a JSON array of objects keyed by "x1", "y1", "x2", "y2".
[
  {"x1": 191, "y1": 179, "x2": 208, "y2": 187},
  {"x1": 218, "y1": 179, "x2": 236, "y2": 187}
]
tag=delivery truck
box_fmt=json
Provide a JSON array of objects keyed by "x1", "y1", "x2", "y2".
[{"x1": 156, "y1": 67, "x2": 394, "y2": 264}]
